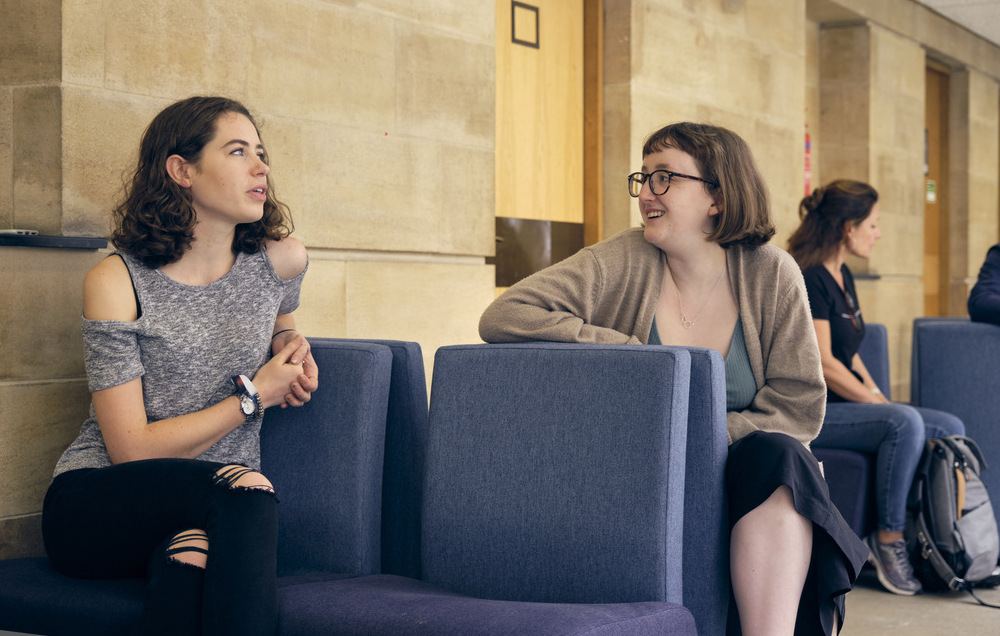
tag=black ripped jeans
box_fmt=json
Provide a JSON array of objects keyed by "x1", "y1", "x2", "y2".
[{"x1": 42, "y1": 458, "x2": 279, "y2": 636}]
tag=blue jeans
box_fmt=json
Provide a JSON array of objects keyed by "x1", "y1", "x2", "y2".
[{"x1": 815, "y1": 402, "x2": 965, "y2": 532}]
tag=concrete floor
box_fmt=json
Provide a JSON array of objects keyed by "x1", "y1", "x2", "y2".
[{"x1": 841, "y1": 566, "x2": 1000, "y2": 635}]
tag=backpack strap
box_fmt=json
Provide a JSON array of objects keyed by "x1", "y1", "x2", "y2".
[
  {"x1": 939, "y1": 435, "x2": 988, "y2": 473},
  {"x1": 968, "y1": 587, "x2": 1000, "y2": 609},
  {"x1": 913, "y1": 508, "x2": 967, "y2": 591}
]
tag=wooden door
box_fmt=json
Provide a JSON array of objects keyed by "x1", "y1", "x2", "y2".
[
  {"x1": 924, "y1": 64, "x2": 949, "y2": 316},
  {"x1": 494, "y1": 0, "x2": 592, "y2": 293},
  {"x1": 496, "y1": 0, "x2": 583, "y2": 224}
]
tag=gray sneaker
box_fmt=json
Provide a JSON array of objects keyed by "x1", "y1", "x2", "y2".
[{"x1": 866, "y1": 534, "x2": 922, "y2": 595}]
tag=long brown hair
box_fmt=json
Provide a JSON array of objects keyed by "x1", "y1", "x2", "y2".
[
  {"x1": 642, "y1": 122, "x2": 775, "y2": 247},
  {"x1": 787, "y1": 180, "x2": 878, "y2": 270},
  {"x1": 111, "y1": 96, "x2": 293, "y2": 268}
]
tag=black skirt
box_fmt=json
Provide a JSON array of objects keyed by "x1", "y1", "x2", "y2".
[{"x1": 725, "y1": 431, "x2": 870, "y2": 636}]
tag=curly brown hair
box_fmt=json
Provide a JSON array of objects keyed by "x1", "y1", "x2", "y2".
[
  {"x1": 111, "y1": 96, "x2": 293, "y2": 268},
  {"x1": 787, "y1": 180, "x2": 878, "y2": 270},
  {"x1": 642, "y1": 122, "x2": 775, "y2": 247}
]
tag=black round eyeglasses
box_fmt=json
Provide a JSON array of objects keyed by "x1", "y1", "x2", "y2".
[{"x1": 627, "y1": 170, "x2": 718, "y2": 197}]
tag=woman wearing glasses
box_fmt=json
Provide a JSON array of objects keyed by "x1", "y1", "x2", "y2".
[
  {"x1": 788, "y1": 179, "x2": 964, "y2": 597},
  {"x1": 481, "y1": 122, "x2": 867, "y2": 635}
]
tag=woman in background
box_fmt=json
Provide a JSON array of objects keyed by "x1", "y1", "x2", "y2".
[
  {"x1": 788, "y1": 179, "x2": 964, "y2": 596},
  {"x1": 968, "y1": 242, "x2": 1000, "y2": 325},
  {"x1": 481, "y1": 122, "x2": 868, "y2": 635},
  {"x1": 42, "y1": 96, "x2": 318, "y2": 635}
]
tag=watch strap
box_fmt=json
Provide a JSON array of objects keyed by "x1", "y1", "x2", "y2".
[{"x1": 232, "y1": 374, "x2": 264, "y2": 419}]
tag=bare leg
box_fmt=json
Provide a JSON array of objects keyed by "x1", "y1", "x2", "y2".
[
  {"x1": 877, "y1": 529, "x2": 904, "y2": 543},
  {"x1": 731, "y1": 485, "x2": 812, "y2": 636},
  {"x1": 167, "y1": 529, "x2": 209, "y2": 568}
]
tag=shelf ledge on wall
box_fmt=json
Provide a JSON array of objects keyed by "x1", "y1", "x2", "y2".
[{"x1": 0, "y1": 234, "x2": 107, "y2": 250}]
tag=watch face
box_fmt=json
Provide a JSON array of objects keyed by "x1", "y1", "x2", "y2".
[{"x1": 240, "y1": 394, "x2": 255, "y2": 416}]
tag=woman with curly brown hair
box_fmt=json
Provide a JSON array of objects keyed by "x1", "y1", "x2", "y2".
[
  {"x1": 789, "y1": 179, "x2": 964, "y2": 597},
  {"x1": 41, "y1": 96, "x2": 317, "y2": 635}
]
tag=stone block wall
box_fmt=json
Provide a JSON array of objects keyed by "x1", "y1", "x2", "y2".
[
  {"x1": 0, "y1": 0, "x2": 497, "y2": 558},
  {"x1": 820, "y1": 4, "x2": 1000, "y2": 383},
  {"x1": 951, "y1": 68, "x2": 1000, "y2": 314},
  {"x1": 604, "y1": 0, "x2": 807, "y2": 246},
  {"x1": 867, "y1": 24, "x2": 927, "y2": 392},
  {"x1": 815, "y1": 14, "x2": 1000, "y2": 399},
  {"x1": 0, "y1": 247, "x2": 102, "y2": 558}
]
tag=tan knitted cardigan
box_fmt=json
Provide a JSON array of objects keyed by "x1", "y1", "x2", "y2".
[{"x1": 479, "y1": 227, "x2": 826, "y2": 446}]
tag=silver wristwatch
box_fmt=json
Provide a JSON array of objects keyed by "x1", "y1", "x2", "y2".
[{"x1": 231, "y1": 374, "x2": 264, "y2": 420}]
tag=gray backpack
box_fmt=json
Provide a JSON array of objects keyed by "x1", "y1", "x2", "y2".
[{"x1": 907, "y1": 436, "x2": 1000, "y2": 603}]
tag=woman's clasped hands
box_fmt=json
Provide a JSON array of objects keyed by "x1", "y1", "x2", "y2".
[{"x1": 256, "y1": 332, "x2": 319, "y2": 409}]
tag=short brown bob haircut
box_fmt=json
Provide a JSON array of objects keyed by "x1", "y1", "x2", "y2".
[
  {"x1": 111, "y1": 96, "x2": 293, "y2": 269},
  {"x1": 642, "y1": 122, "x2": 775, "y2": 247}
]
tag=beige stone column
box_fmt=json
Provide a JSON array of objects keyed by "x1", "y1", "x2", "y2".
[
  {"x1": 818, "y1": 24, "x2": 871, "y2": 185},
  {"x1": 949, "y1": 68, "x2": 1000, "y2": 314},
  {"x1": 601, "y1": 0, "x2": 635, "y2": 238},
  {"x1": 1, "y1": 0, "x2": 62, "y2": 233},
  {"x1": 818, "y1": 21, "x2": 925, "y2": 398}
]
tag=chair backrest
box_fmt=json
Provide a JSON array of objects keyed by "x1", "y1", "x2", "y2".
[
  {"x1": 678, "y1": 346, "x2": 729, "y2": 636},
  {"x1": 910, "y1": 317, "x2": 1000, "y2": 411},
  {"x1": 261, "y1": 339, "x2": 392, "y2": 577},
  {"x1": 858, "y1": 322, "x2": 890, "y2": 400},
  {"x1": 911, "y1": 317, "x2": 1000, "y2": 531},
  {"x1": 421, "y1": 343, "x2": 691, "y2": 606}
]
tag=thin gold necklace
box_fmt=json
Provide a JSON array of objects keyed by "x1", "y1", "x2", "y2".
[{"x1": 669, "y1": 266, "x2": 726, "y2": 329}]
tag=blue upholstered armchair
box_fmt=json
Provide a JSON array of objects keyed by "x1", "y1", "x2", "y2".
[
  {"x1": 278, "y1": 342, "x2": 710, "y2": 634},
  {"x1": 420, "y1": 343, "x2": 728, "y2": 635},
  {"x1": 911, "y1": 317, "x2": 1000, "y2": 532}
]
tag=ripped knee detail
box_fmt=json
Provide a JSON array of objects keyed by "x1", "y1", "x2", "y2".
[
  {"x1": 213, "y1": 465, "x2": 276, "y2": 497},
  {"x1": 165, "y1": 529, "x2": 209, "y2": 570}
]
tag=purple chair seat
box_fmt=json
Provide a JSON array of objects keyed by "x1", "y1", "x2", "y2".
[
  {"x1": 0, "y1": 559, "x2": 695, "y2": 636},
  {"x1": 279, "y1": 574, "x2": 695, "y2": 635}
]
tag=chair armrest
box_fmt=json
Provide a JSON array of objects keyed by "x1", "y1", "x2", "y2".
[
  {"x1": 678, "y1": 346, "x2": 729, "y2": 636},
  {"x1": 261, "y1": 339, "x2": 392, "y2": 577}
]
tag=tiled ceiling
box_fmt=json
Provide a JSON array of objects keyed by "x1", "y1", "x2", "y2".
[{"x1": 913, "y1": 0, "x2": 1000, "y2": 47}]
